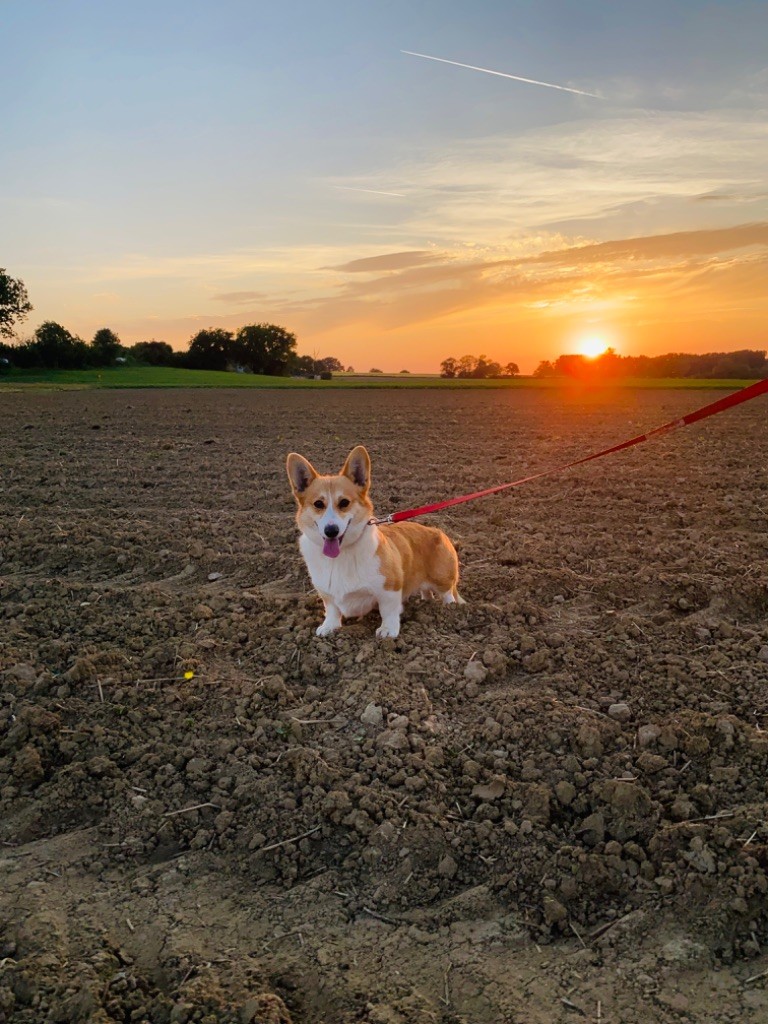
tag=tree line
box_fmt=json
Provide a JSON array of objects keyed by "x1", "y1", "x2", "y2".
[
  {"x1": 4, "y1": 268, "x2": 767, "y2": 381},
  {"x1": 533, "y1": 348, "x2": 768, "y2": 380},
  {"x1": 0, "y1": 320, "x2": 312, "y2": 375},
  {"x1": 440, "y1": 355, "x2": 520, "y2": 378},
  {"x1": 0, "y1": 267, "x2": 348, "y2": 377}
]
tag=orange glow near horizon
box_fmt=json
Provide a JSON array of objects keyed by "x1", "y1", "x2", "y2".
[
  {"x1": 575, "y1": 336, "x2": 611, "y2": 359},
  {"x1": 20, "y1": 220, "x2": 768, "y2": 376}
]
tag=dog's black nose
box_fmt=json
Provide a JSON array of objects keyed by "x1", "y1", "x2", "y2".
[{"x1": 324, "y1": 524, "x2": 340, "y2": 539}]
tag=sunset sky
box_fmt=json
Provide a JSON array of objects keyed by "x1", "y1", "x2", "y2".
[{"x1": 3, "y1": 0, "x2": 768, "y2": 372}]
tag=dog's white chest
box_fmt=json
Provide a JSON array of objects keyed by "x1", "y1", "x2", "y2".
[{"x1": 299, "y1": 531, "x2": 385, "y2": 617}]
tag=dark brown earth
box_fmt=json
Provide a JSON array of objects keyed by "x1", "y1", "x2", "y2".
[{"x1": 1, "y1": 386, "x2": 768, "y2": 1024}]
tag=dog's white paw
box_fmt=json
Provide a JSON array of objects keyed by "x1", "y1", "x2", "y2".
[
  {"x1": 376, "y1": 622, "x2": 400, "y2": 639},
  {"x1": 316, "y1": 622, "x2": 339, "y2": 637}
]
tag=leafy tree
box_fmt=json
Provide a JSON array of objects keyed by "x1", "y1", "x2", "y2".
[
  {"x1": 456, "y1": 355, "x2": 478, "y2": 378},
  {"x1": 370, "y1": 368, "x2": 383, "y2": 374},
  {"x1": 440, "y1": 357, "x2": 458, "y2": 378},
  {"x1": 317, "y1": 356, "x2": 344, "y2": 373},
  {"x1": 400, "y1": 369, "x2": 410, "y2": 374},
  {"x1": 553, "y1": 354, "x2": 588, "y2": 378},
  {"x1": 130, "y1": 340, "x2": 176, "y2": 366},
  {"x1": 0, "y1": 269, "x2": 33, "y2": 338},
  {"x1": 90, "y1": 327, "x2": 122, "y2": 366},
  {"x1": 472, "y1": 355, "x2": 502, "y2": 378},
  {"x1": 593, "y1": 347, "x2": 621, "y2": 378},
  {"x1": 346, "y1": 365, "x2": 354, "y2": 373},
  {"x1": 234, "y1": 323, "x2": 297, "y2": 375},
  {"x1": 533, "y1": 360, "x2": 557, "y2": 377},
  {"x1": 501, "y1": 361, "x2": 520, "y2": 377},
  {"x1": 707, "y1": 350, "x2": 766, "y2": 378},
  {"x1": 30, "y1": 321, "x2": 90, "y2": 368},
  {"x1": 186, "y1": 328, "x2": 234, "y2": 371}
]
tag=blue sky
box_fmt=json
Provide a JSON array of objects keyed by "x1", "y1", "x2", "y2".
[{"x1": 2, "y1": 0, "x2": 767, "y2": 370}]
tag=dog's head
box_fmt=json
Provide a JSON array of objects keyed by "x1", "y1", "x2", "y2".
[{"x1": 286, "y1": 446, "x2": 374, "y2": 559}]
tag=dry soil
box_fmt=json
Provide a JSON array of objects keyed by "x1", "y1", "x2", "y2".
[{"x1": 1, "y1": 387, "x2": 768, "y2": 1023}]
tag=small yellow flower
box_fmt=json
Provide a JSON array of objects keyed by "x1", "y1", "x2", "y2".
[{"x1": 184, "y1": 670, "x2": 194, "y2": 680}]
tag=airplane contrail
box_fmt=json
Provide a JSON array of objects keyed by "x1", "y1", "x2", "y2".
[
  {"x1": 401, "y1": 50, "x2": 601, "y2": 98},
  {"x1": 333, "y1": 186, "x2": 407, "y2": 198}
]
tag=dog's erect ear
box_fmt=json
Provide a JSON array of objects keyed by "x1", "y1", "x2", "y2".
[
  {"x1": 341, "y1": 446, "x2": 370, "y2": 492},
  {"x1": 286, "y1": 453, "x2": 318, "y2": 497}
]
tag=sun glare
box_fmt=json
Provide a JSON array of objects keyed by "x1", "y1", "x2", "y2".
[{"x1": 579, "y1": 336, "x2": 609, "y2": 359}]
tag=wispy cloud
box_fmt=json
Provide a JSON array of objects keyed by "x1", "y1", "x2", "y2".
[
  {"x1": 332, "y1": 250, "x2": 446, "y2": 273},
  {"x1": 91, "y1": 245, "x2": 355, "y2": 283},
  {"x1": 50, "y1": 101, "x2": 768, "y2": 369},
  {"x1": 211, "y1": 290, "x2": 264, "y2": 304},
  {"x1": 376, "y1": 110, "x2": 768, "y2": 244},
  {"x1": 274, "y1": 222, "x2": 768, "y2": 337},
  {"x1": 693, "y1": 189, "x2": 768, "y2": 204},
  {"x1": 528, "y1": 222, "x2": 768, "y2": 265}
]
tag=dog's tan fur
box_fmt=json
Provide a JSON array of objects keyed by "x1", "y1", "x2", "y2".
[
  {"x1": 287, "y1": 446, "x2": 462, "y2": 638},
  {"x1": 376, "y1": 521, "x2": 461, "y2": 600}
]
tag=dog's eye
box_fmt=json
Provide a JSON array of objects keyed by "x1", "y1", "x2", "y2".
[
  {"x1": 313, "y1": 499, "x2": 325, "y2": 510},
  {"x1": 338, "y1": 498, "x2": 351, "y2": 509}
]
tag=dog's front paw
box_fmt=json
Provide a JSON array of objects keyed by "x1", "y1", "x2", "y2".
[
  {"x1": 376, "y1": 622, "x2": 400, "y2": 639},
  {"x1": 316, "y1": 621, "x2": 340, "y2": 637}
]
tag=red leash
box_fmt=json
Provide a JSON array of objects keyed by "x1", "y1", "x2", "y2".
[{"x1": 371, "y1": 378, "x2": 768, "y2": 526}]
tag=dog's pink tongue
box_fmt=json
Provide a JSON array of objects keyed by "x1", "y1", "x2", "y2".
[{"x1": 323, "y1": 537, "x2": 341, "y2": 558}]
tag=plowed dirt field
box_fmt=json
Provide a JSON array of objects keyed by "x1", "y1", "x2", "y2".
[{"x1": 2, "y1": 387, "x2": 768, "y2": 1023}]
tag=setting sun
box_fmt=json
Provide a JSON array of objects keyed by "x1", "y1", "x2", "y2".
[{"x1": 577, "y1": 336, "x2": 610, "y2": 359}]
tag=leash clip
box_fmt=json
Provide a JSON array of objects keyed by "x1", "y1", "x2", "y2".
[{"x1": 368, "y1": 514, "x2": 393, "y2": 527}]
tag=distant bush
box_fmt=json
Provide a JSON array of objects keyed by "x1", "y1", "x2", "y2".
[
  {"x1": 6, "y1": 321, "x2": 91, "y2": 369},
  {"x1": 90, "y1": 327, "x2": 122, "y2": 366},
  {"x1": 288, "y1": 353, "x2": 344, "y2": 377},
  {"x1": 317, "y1": 356, "x2": 344, "y2": 373},
  {"x1": 2, "y1": 321, "x2": 127, "y2": 370},
  {"x1": 185, "y1": 328, "x2": 234, "y2": 371},
  {"x1": 129, "y1": 340, "x2": 176, "y2": 366}
]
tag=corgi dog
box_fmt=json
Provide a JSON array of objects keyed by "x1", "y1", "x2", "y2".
[{"x1": 286, "y1": 446, "x2": 463, "y2": 639}]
